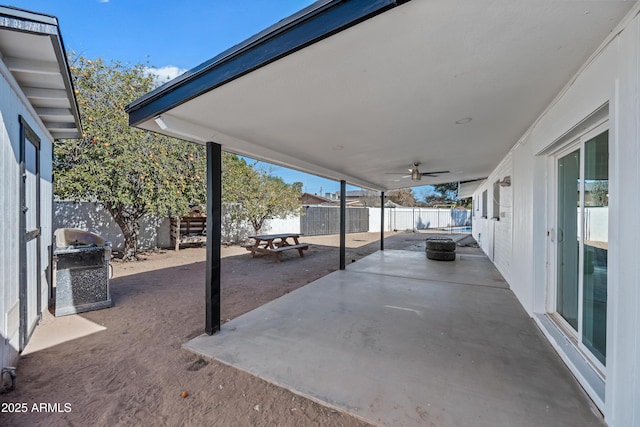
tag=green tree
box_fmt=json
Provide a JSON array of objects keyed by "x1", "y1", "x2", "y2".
[
  {"x1": 589, "y1": 181, "x2": 608, "y2": 207},
  {"x1": 424, "y1": 182, "x2": 459, "y2": 206},
  {"x1": 55, "y1": 56, "x2": 207, "y2": 259},
  {"x1": 433, "y1": 183, "x2": 458, "y2": 200},
  {"x1": 222, "y1": 155, "x2": 302, "y2": 234}
]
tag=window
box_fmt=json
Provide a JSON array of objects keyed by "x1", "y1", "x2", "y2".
[
  {"x1": 492, "y1": 181, "x2": 500, "y2": 220},
  {"x1": 481, "y1": 190, "x2": 487, "y2": 218}
]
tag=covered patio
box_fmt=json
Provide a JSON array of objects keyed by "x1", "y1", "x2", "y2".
[
  {"x1": 125, "y1": 0, "x2": 639, "y2": 425},
  {"x1": 185, "y1": 249, "x2": 602, "y2": 426}
]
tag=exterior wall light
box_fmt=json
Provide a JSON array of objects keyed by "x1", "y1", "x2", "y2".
[{"x1": 499, "y1": 176, "x2": 511, "y2": 187}]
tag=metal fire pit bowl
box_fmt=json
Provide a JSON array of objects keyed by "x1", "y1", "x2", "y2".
[{"x1": 53, "y1": 228, "x2": 112, "y2": 316}]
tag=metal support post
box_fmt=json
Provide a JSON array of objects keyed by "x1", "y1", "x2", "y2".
[
  {"x1": 381, "y1": 192, "x2": 385, "y2": 250},
  {"x1": 340, "y1": 180, "x2": 346, "y2": 270},
  {"x1": 205, "y1": 142, "x2": 222, "y2": 335}
]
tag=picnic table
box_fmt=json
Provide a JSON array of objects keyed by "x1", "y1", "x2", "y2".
[{"x1": 245, "y1": 233, "x2": 309, "y2": 262}]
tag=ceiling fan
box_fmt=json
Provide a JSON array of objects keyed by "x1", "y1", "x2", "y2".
[{"x1": 388, "y1": 163, "x2": 449, "y2": 182}]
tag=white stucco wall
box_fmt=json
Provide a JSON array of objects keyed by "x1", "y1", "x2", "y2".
[
  {"x1": 262, "y1": 215, "x2": 300, "y2": 235},
  {"x1": 53, "y1": 201, "x2": 171, "y2": 251},
  {"x1": 0, "y1": 67, "x2": 54, "y2": 372},
  {"x1": 471, "y1": 8, "x2": 640, "y2": 426},
  {"x1": 607, "y1": 11, "x2": 640, "y2": 427},
  {"x1": 55, "y1": 205, "x2": 472, "y2": 251},
  {"x1": 39, "y1": 136, "x2": 53, "y2": 318},
  {"x1": 472, "y1": 154, "x2": 513, "y2": 283},
  {"x1": 53, "y1": 202, "x2": 303, "y2": 249}
]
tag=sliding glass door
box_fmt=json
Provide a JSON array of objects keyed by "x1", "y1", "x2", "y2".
[
  {"x1": 581, "y1": 132, "x2": 608, "y2": 365},
  {"x1": 556, "y1": 148, "x2": 580, "y2": 330},
  {"x1": 554, "y1": 128, "x2": 608, "y2": 369}
]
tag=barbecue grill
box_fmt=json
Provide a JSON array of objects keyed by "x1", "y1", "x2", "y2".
[{"x1": 53, "y1": 228, "x2": 112, "y2": 316}]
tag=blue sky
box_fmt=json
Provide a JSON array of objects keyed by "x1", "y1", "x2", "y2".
[{"x1": 13, "y1": 0, "x2": 434, "y2": 199}]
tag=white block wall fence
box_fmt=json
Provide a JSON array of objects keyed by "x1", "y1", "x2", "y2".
[{"x1": 53, "y1": 201, "x2": 471, "y2": 251}]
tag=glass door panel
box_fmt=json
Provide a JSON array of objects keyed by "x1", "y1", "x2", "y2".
[
  {"x1": 557, "y1": 149, "x2": 580, "y2": 331},
  {"x1": 582, "y1": 131, "x2": 608, "y2": 365}
]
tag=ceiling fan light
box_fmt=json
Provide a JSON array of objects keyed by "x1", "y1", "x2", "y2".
[{"x1": 411, "y1": 169, "x2": 421, "y2": 181}]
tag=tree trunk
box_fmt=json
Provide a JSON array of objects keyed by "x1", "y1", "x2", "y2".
[
  {"x1": 106, "y1": 203, "x2": 142, "y2": 261},
  {"x1": 250, "y1": 217, "x2": 266, "y2": 235},
  {"x1": 121, "y1": 222, "x2": 140, "y2": 261},
  {"x1": 251, "y1": 221, "x2": 261, "y2": 235}
]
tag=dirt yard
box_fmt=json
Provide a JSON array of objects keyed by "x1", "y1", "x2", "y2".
[{"x1": 1, "y1": 231, "x2": 478, "y2": 427}]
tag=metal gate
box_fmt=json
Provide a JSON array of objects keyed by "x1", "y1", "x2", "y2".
[{"x1": 300, "y1": 206, "x2": 369, "y2": 236}]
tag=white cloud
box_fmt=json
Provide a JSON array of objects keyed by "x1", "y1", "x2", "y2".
[
  {"x1": 99, "y1": 0, "x2": 109, "y2": 3},
  {"x1": 145, "y1": 66, "x2": 188, "y2": 87}
]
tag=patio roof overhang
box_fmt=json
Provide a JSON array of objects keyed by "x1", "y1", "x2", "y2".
[
  {"x1": 126, "y1": 0, "x2": 635, "y2": 191},
  {"x1": 0, "y1": 6, "x2": 82, "y2": 139},
  {"x1": 458, "y1": 179, "x2": 486, "y2": 200}
]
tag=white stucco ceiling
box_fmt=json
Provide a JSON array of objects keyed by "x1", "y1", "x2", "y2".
[{"x1": 133, "y1": 0, "x2": 637, "y2": 191}]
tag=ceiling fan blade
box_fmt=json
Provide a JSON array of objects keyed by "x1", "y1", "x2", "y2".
[{"x1": 421, "y1": 170, "x2": 449, "y2": 177}]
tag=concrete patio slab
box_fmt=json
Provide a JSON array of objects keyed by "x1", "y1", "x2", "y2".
[
  {"x1": 347, "y1": 250, "x2": 509, "y2": 289},
  {"x1": 185, "y1": 250, "x2": 602, "y2": 427}
]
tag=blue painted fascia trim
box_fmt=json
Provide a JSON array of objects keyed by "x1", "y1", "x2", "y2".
[{"x1": 126, "y1": 0, "x2": 402, "y2": 126}]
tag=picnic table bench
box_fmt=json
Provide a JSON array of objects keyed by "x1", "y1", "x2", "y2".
[{"x1": 245, "y1": 233, "x2": 309, "y2": 263}]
